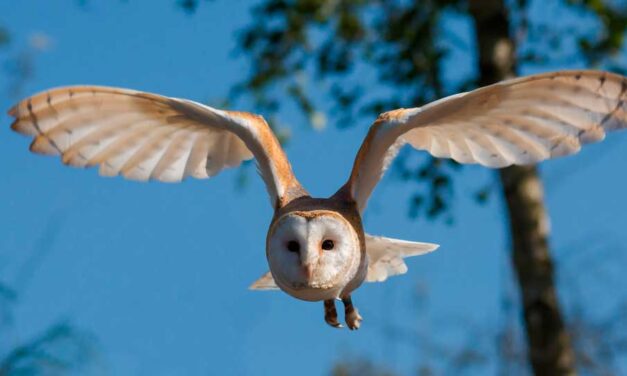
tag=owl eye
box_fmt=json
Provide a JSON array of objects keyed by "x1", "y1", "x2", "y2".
[
  {"x1": 286, "y1": 240, "x2": 300, "y2": 253},
  {"x1": 321, "y1": 239, "x2": 334, "y2": 251}
]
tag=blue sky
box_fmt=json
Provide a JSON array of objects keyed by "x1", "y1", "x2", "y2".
[{"x1": 1, "y1": 1, "x2": 626, "y2": 375}]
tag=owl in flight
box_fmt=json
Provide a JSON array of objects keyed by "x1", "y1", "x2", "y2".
[{"x1": 8, "y1": 70, "x2": 627, "y2": 329}]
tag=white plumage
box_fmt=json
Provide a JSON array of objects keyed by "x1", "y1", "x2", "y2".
[
  {"x1": 364, "y1": 235, "x2": 439, "y2": 282},
  {"x1": 347, "y1": 70, "x2": 626, "y2": 212},
  {"x1": 9, "y1": 86, "x2": 298, "y2": 207}
]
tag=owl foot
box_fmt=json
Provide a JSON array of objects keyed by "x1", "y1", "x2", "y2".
[
  {"x1": 324, "y1": 299, "x2": 343, "y2": 328},
  {"x1": 342, "y1": 296, "x2": 362, "y2": 330}
]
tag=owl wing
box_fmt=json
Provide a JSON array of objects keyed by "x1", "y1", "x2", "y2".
[
  {"x1": 9, "y1": 86, "x2": 305, "y2": 208},
  {"x1": 249, "y1": 271, "x2": 279, "y2": 290},
  {"x1": 365, "y1": 234, "x2": 438, "y2": 282},
  {"x1": 343, "y1": 70, "x2": 627, "y2": 212}
]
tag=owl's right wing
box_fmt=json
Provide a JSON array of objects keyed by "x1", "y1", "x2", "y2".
[
  {"x1": 9, "y1": 86, "x2": 306, "y2": 208},
  {"x1": 342, "y1": 70, "x2": 627, "y2": 213}
]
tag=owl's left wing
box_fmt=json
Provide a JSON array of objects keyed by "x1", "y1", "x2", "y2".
[
  {"x1": 9, "y1": 86, "x2": 305, "y2": 208},
  {"x1": 365, "y1": 235, "x2": 438, "y2": 282},
  {"x1": 342, "y1": 70, "x2": 627, "y2": 213}
]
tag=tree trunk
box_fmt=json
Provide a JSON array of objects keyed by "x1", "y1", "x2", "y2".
[{"x1": 468, "y1": 1, "x2": 577, "y2": 374}]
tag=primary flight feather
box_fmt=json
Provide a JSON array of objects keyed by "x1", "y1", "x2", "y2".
[{"x1": 8, "y1": 70, "x2": 627, "y2": 329}]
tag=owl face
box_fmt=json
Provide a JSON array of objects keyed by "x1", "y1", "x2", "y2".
[{"x1": 266, "y1": 211, "x2": 361, "y2": 301}]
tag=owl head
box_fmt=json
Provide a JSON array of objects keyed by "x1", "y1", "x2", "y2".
[{"x1": 266, "y1": 210, "x2": 362, "y2": 301}]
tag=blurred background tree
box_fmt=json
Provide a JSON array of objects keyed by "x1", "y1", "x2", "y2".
[{"x1": 180, "y1": 0, "x2": 626, "y2": 374}]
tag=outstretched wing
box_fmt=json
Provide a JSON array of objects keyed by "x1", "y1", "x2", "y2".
[
  {"x1": 365, "y1": 234, "x2": 439, "y2": 282},
  {"x1": 343, "y1": 70, "x2": 627, "y2": 212},
  {"x1": 9, "y1": 86, "x2": 305, "y2": 208}
]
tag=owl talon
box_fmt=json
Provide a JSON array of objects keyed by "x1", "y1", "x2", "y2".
[
  {"x1": 324, "y1": 299, "x2": 343, "y2": 328},
  {"x1": 342, "y1": 295, "x2": 362, "y2": 330},
  {"x1": 345, "y1": 309, "x2": 362, "y2": 330},
  {"x1": 327, "y1": 320, "x2": 344, "y2": 328}
]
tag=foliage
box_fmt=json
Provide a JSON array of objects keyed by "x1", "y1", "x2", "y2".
[
  {"x1": 181, "y1": 0, "x2": 626, "y2": 221},
  {"x1": 568, "y1": 0, "x2": 627, "y2": 68},
  {"x1": 200, "y1": 0, "x2": 475, "y2": 219},
  {"x1": 0, "y1": 322, "x2": 97, "y2": 376},
  {"x1": 0, "y1": 278, "x2": 98, "y2": 376},
  {"x1": 0, "y1": 26, "x2": 53, "y2": 97}
]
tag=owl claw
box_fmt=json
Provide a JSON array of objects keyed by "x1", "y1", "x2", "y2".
[
  {"x1": 324, "y1": 299, "x2": 342, "y2": 329},
  {"x1": 326, "y1": 319, "x2": 343, "y2": 328},
  {"x1": 345, "y1": 308, "x2": 362, "y2": 330},
  {"x1": 341, "y1": 295, "x2": 362, "y2": 330}
]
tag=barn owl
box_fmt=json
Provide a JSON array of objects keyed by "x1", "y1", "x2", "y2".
[{"x1": 8, "y1": 70, "x2": 627, "y2": 329}]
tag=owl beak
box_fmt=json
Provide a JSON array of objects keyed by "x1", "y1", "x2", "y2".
[{"x1": 301, "y1": 264, "x2": 314, "y2": 280}]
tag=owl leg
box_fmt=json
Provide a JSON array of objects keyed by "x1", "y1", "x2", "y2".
[
  {"x1": 341, "y1": 295, "x2": 363, "y2": 330},
  {"x1": 324, "y1": 299, "x2": 343, "y2": 328}
]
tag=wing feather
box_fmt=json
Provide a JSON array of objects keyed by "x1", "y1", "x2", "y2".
[
  {"x1": 365, "y1": 234, "x2": 439, "y2": 282},
  {"x1": 150, "y1": 130, "x2": 195, "y2": 182},
  {"x1": 185, "y1": 132, "x2": 213, "y2": 179},
  {"x1": 9, "y1": 86, "x2": 305, "y2": 207},
  {"x1": 343, "y1": 70, "x2": 627, "y2": 212}
]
